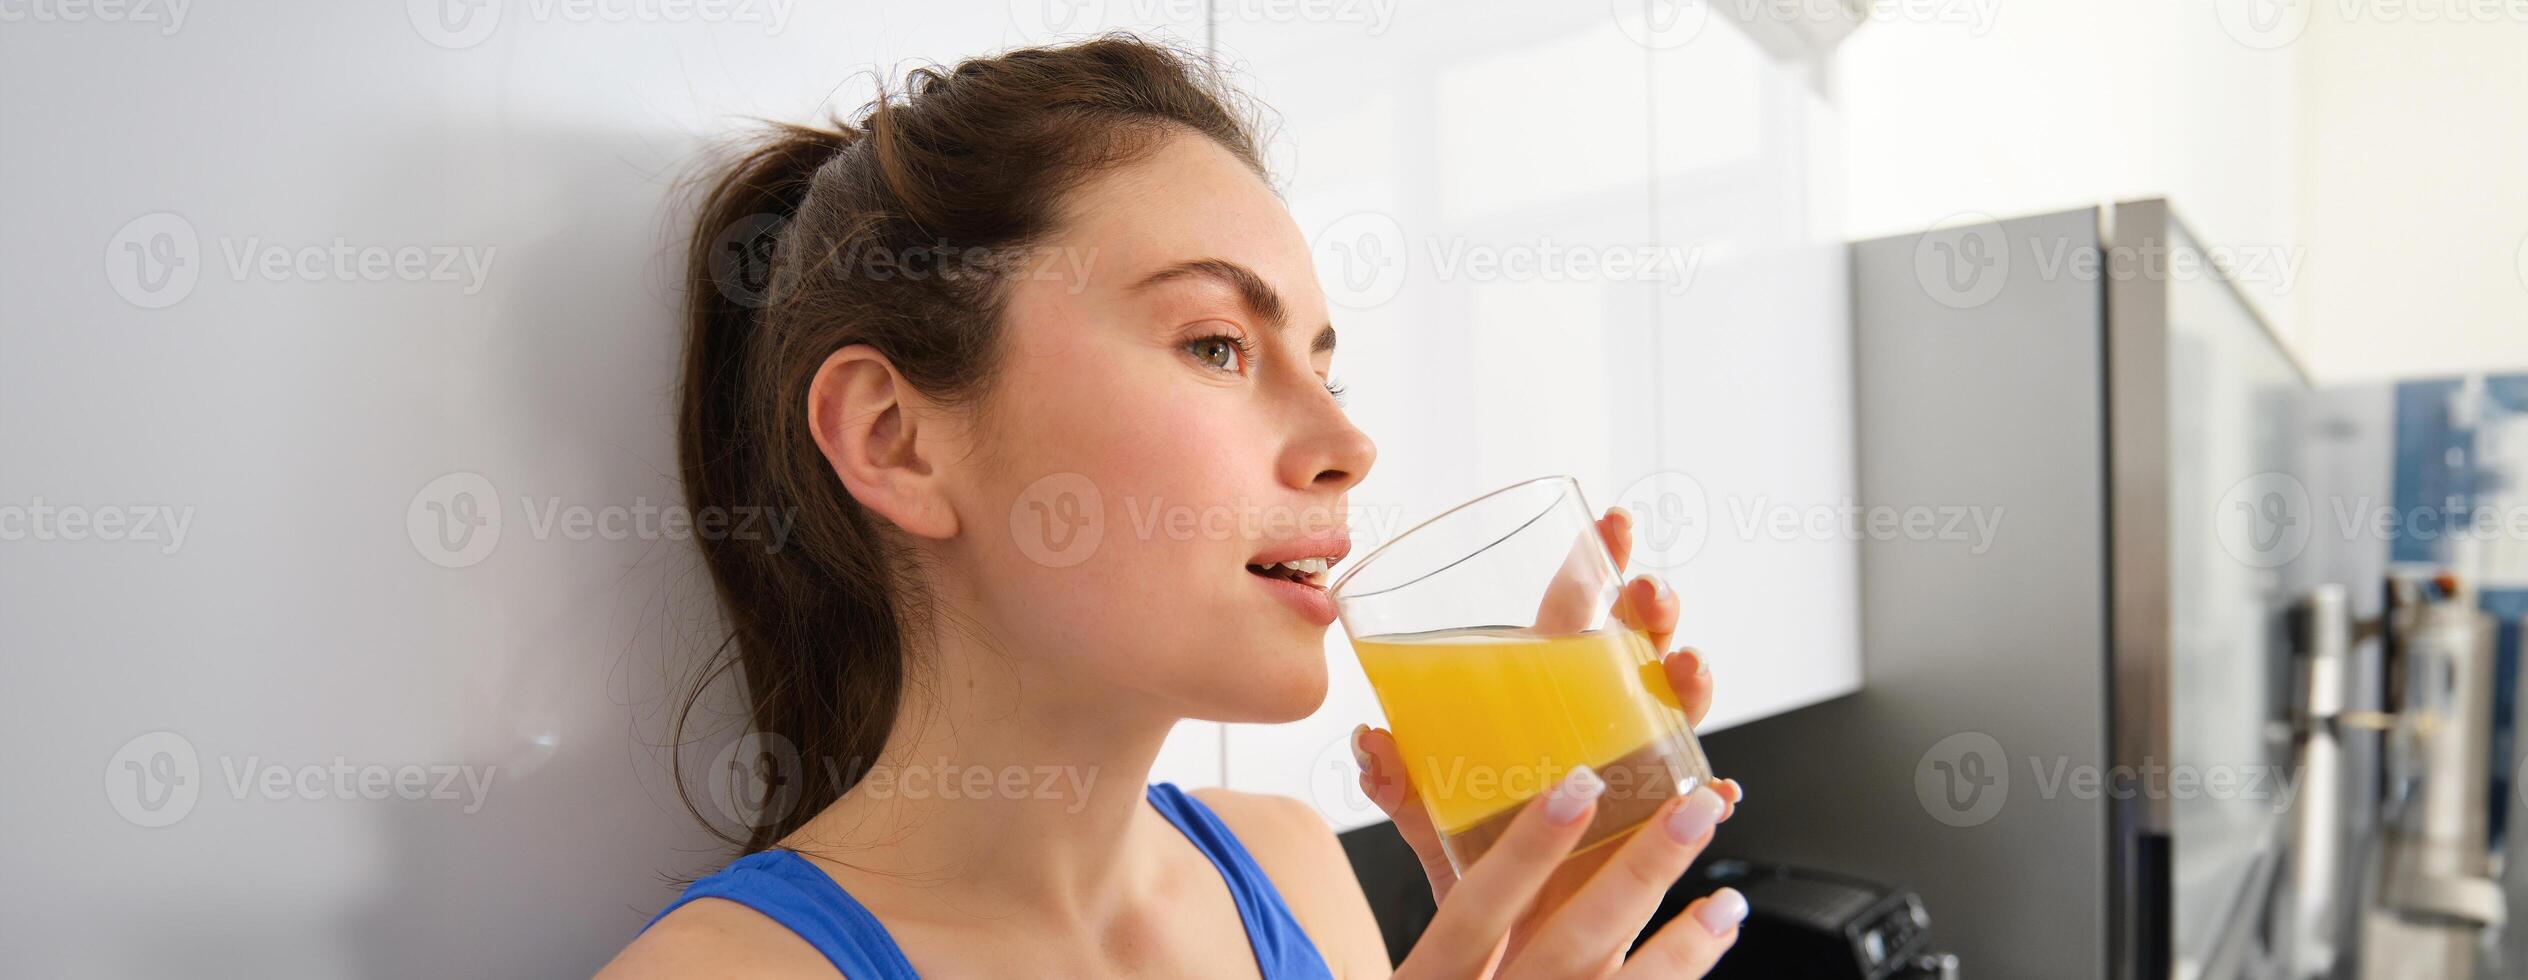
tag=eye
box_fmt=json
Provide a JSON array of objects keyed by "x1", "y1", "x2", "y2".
[
  {"x1": 1186, "y1": 333, "x2": 1255, "y2": 374},
  {"x1": 1323, "y1": 379, "x2": 1349, "y2": 406}
]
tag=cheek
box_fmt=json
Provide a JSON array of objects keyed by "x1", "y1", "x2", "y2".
[{"x1": 973, "y1": 354, "x2": 1320, "y2": 712}]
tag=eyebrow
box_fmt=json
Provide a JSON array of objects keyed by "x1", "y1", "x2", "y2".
[{"x1": 1129, "y1": 258, "x2": 1337, "y2": 355}]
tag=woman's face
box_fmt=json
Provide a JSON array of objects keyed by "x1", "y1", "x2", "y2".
[{"x1": 945, "y1": 128, "x2": 1376, "y2": 725}]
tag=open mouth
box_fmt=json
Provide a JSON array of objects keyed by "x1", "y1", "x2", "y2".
[{"x1": 1245, "y1": 557, "x2": 1333, "y2": 589}]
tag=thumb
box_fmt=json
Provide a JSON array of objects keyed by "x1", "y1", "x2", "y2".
[{"x1": 1356, "y1": 725, "x2": 1462, "y2": 905}]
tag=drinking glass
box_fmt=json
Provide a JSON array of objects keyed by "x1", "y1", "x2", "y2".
[{"x1": 1330, "y1": 475, "x2": 1713, "y2": 872}]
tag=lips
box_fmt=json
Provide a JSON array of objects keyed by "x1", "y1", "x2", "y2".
[
  {"x1": 1244, "y1": 529, "x2": 1350, "y2": 625},
  {"x1": 1248, "y1": 564, "x2": 1340, "y2": 626}
]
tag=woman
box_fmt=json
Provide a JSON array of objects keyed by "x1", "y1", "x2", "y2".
[{"x1": 600, "y1": 33, "x2": 1746, "y2": 979}]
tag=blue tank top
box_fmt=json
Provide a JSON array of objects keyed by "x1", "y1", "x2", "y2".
[{"x1": 639, "y1": 782, "x2": 1338, "y2": 979}]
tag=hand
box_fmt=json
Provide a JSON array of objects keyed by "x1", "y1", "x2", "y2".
[
  {"x1": 1356, "y1": 507, "x2": 1744, "y2": 973},
  {"x1": 1386, "y1": 768, "x2": 1746, "y2": 978}
]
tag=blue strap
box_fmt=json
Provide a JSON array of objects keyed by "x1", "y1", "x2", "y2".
[
  {"x1": 638, "y1": 783, "x2": 1333, "y2": 979},
  {"x1": 639, "y1": 848, "x2": 920, "y2": 980},
  {"x1": 1146, "y1": 782, "x2": 1338, "y2": 980}
]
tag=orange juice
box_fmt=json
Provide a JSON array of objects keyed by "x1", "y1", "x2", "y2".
[{"x1": 1354, "y1": 625, "x2": 1709, "y2": 868}]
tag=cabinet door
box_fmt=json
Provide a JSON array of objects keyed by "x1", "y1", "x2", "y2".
[{"x1": 1642, "y1": 10, "x2": 1861, "y2": 732}]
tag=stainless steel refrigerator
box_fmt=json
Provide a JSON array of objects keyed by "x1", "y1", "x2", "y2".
[{"x1": 1699, "y1": 200, "x2": 2332, "y2": 979}]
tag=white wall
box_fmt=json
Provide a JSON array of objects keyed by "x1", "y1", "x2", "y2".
[
  {"x1": 1833, "y1": 1, "x2": 2308, "y2": 346},
  {"x1": 0, "y1": 4, "x2": 1215, "y2": 977},
  {"x1": 2295, "y1": 7, "x2": 2528, "y2": 380},
  {"x1": 1830, "y1": 0, "x2": 2528, "y2": 382}
]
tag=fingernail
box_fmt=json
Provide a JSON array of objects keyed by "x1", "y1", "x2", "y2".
[
  {"x1": 1694, "y1": 887, "x2": 1749, "y2": 935},
  {"x1": 1723, "y1": 778, "x2": 1744, "y2": 805},
  {"x1": 1544, "y1": 765, "x2": 1605, "y2": 825},
  {"x1": 1608, "y1": 505, "x2": 1631, "y2": 525},
  {"x1": 1663, "y1": 787, "x2": 1725, "y2": 845},
  {"x1": 1692, "y1": 648, "x2": 1711, "y2": 676},
  {"x1": 1350, "y1": 724, "x2": 1373, "y2": 772},
  {"x1": 1651, "y1": 576, "x2": 1674, "y2": 601}
]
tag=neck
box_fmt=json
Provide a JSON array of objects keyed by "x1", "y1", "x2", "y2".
[{"x1": 778, "y1": 606, "x2": 1187, "y2": 924}]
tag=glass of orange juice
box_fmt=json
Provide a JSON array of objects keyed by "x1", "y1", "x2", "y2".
[{"x1": 1330, "y1": 474, "x2": 1712, "y2": 873}]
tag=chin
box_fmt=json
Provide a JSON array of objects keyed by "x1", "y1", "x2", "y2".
[{"x1": 1204, "y1": 641, "x2": 1331, "y2": 724}]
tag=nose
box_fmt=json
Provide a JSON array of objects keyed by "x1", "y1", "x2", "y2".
[{"x1": 1282, "y1": 394, "x2": 1377, "y2": 494}]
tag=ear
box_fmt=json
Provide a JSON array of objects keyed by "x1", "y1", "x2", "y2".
[{"x1": 806, "y1": 344, "x2": 961, "y2": 541}]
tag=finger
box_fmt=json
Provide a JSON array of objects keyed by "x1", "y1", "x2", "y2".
[
  {"x1": 1661, "y1": 646, "x2": 1714, "y2": 728},
  {"x1": 1600, "y1": 507, "x2": 1634, "y2": 573},
  {"x1": 1609, "y1": 887, "x2": 1748, "y2": 979},
  {"x1": 1355, "y1": 725, "x2": 1461, "y2": 905},
  {"x1": 1405, "y1": 765, "x2": 1607, "y2": 979},
  {"x1": 1535, "y1": 521, "x2": 1620, "y2": 635},
  {"x1": 1502, "y1": 786, "x2": 1730, "y2": 979},
  {"x1": 1716, "y1": 778, "x2": 1742, "y2": 822},
  {"x1": 1617, "y1": 575, "x2": 1679, "y2": 655}
]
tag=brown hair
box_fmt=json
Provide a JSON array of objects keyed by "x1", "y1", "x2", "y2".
[{"x1": 671, "y1": 33, "x2": 1269, "y2": 856}]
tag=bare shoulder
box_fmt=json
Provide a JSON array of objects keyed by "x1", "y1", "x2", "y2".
[
  {"x1": 594, "y1": 898, "x2": 842, "y2": 980},
  {"x1": 1189, "y1": 787, "x2": 1392, "y2": 978}
]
